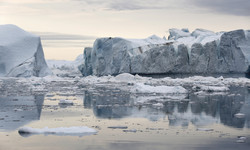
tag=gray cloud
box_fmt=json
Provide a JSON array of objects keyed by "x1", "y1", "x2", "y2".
[
  {"x1": 191, "y1": 0, "x2": 250, "y2": 16},
  {"x1": 32, "y1": 32, "x2": 97, "y2": 40},
  {"x1": 3, "y1": 0, "x2": 250, "y2": 16},
  {"x1": 78, "y1": 0, "x2": 250, "y2": 16},
  {"x1": 75, "y1": 0, "x2": 174, "y2": 11},
  {"x1": 107, "y1": 0, "x2": 171, "y2": 11}
]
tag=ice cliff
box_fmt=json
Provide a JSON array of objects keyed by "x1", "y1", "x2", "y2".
[
  {"x1": 80, "y1": 28, "x2": 250, "y2": 76},
  {"x1": 0, "y1": 24, "x2": 51, "y2": 77}
]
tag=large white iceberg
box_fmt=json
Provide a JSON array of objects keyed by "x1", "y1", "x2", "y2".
[
  {"x1": 81, "y1": 28, "x2": 250, "y2": 76},
  {"x1": 80, "y1": 35, "x2": 171, "y2": 76},
  {"x1": 0, "y1": 24, "x2": 51, "y2": 77}
]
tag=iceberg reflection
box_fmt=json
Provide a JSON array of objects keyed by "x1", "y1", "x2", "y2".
[
  {"x1": 0, "y1": 95, "x2": 44, "y2": 131},
  {"x1": 84, "y1": 87, "x2": 250, "y2": 128}
]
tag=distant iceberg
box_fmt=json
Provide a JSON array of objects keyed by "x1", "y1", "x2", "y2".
[
  {"x1": 0, "y1": 24, "x2": 51, "y2": 77},
  {"x1": 46, "y1": 54, "x2": 83, "y2": 77}
]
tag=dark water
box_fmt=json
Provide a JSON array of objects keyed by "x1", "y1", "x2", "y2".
[{"x1": 0, "y1": 87, "x2": 250, "y2": 150}]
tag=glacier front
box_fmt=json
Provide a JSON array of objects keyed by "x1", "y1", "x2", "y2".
[
  {"x1": 0, "y1": 24, "x2": 51, "y2": 77},
  {"x1": 81, "y1": 29, "x2": 250, "y2": 76}
]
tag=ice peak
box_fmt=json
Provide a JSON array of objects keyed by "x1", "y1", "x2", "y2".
[{"x1": 168, "y1": 28, "x2": 191, "y2": 40}]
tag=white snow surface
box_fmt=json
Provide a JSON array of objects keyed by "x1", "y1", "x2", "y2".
[
  {"x1": 114, "y1": 73, "x2": 136, "y2": 82},
  {"x1": 128, "y1": 35, "x2": 167, "y2": 47},
  {"x1": 168, "y1": 28, "x2": 223, "y2": 54},
  {"x1": 169, "y1": 28, "x2": 191, "y2": 40},
  {"x1": 19, "y1": 126, "x2": 97, "y2": 136},
  {"x1": 122, "y1": 35, "x2": 170, "y2": 55}
]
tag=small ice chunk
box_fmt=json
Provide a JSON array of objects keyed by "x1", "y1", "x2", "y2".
[
  {"x1": 18, "y1": 126, "x2": 97, "y2": 137},
  {"x1": 236, "y1": 136, "x2": 247, "y2": 143},
  {"x1": 108, "y1": 126, "x2": 128, "y2": 129},
  {"x1": 123, "y1": 129, "x2": 137, "y2": 133},
  {"x1": 58, "y1": 100, "x2": 74, "y2": 105},
  {"x1": 193, "y1": 85, "x2": 229, "y2": 92},
  {"x1": 197, "y1": 128, "x2": 214, "y2": 131},
  {"x1": 234, "y1": 113, "x2": 245, "y2": 118},
  {"x1": 115, "y1": 73, "x2": 135, "y2": 82},
  {"x1": 152, "y1": 103, "x2": 164, "y2": 108}
]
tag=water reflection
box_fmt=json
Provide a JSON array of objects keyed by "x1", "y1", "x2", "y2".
[
  {"x1": 0, "y1": 95, "x2": 44, "y2": 131},
  {"x1": 84, "y1": 87, "x2": 250, "y2": 129},
  {"x1": 84, "y1": 91, "x2": 134, "y2": 119}
]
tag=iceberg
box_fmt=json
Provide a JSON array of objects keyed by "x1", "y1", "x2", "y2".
[
  {"x1": 81, "y1": 28, "x2": 250, "y2": 76},
  {"x1": 0, "y1": 24, "x2": 51, "y2": 77},
  {"x1": 82, "y1": 35, "x2": 170, "y2": 76}
]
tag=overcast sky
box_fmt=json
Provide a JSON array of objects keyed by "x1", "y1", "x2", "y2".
[{"x1": 0, "y1": 0, "x2": 250, "y2": 60}]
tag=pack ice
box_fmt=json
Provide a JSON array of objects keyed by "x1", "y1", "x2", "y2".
[
  {"x1": 81, "y1": 29, "x2": 250, "y2": 76},
  {"x1": 0, "y1": 24, "x2": 51, "y2": 77}
]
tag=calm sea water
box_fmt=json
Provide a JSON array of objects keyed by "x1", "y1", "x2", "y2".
[{"x1": 0, "y1": 86, "x2": 249, "y2": 150}]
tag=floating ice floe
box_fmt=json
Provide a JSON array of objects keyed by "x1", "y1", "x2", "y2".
[
  {"x1": 193, "y1": 85, "x2": 230, "y2": 92},
  {"x1": 123, "y1": 129, "x2": 137, "y2": 133},
  {"x1": 18, "y1": 126, "x2": 97, "y2": 137},
  {"x1": 58, "y1": 100, "x2": 74, "y2": 105},
  {"x1": 152, "y1": 103, "x2": 164, "y2": 108},
  {"x1": 114, "y1": 73, "x2": 136, "y2": 82},
  {"x1": 131, "y1": 83, "x2": 188, "y2": 94},
  {"x1": 196, "y1": 128, "x2": 214, "y2": 131},
  {"x1": 236, "y1": 136, "x2": 247, "y2": 143},
  {"x1": 234, "y1": 113, "x2": 245, "y2": 118},
  {"x1": 108, "y1": 126, "x2": 128, "y2": 129}
]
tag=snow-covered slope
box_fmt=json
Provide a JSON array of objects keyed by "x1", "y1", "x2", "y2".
[{"x1": 0, "y1": 24, "x2": 51, "y2": 77}]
